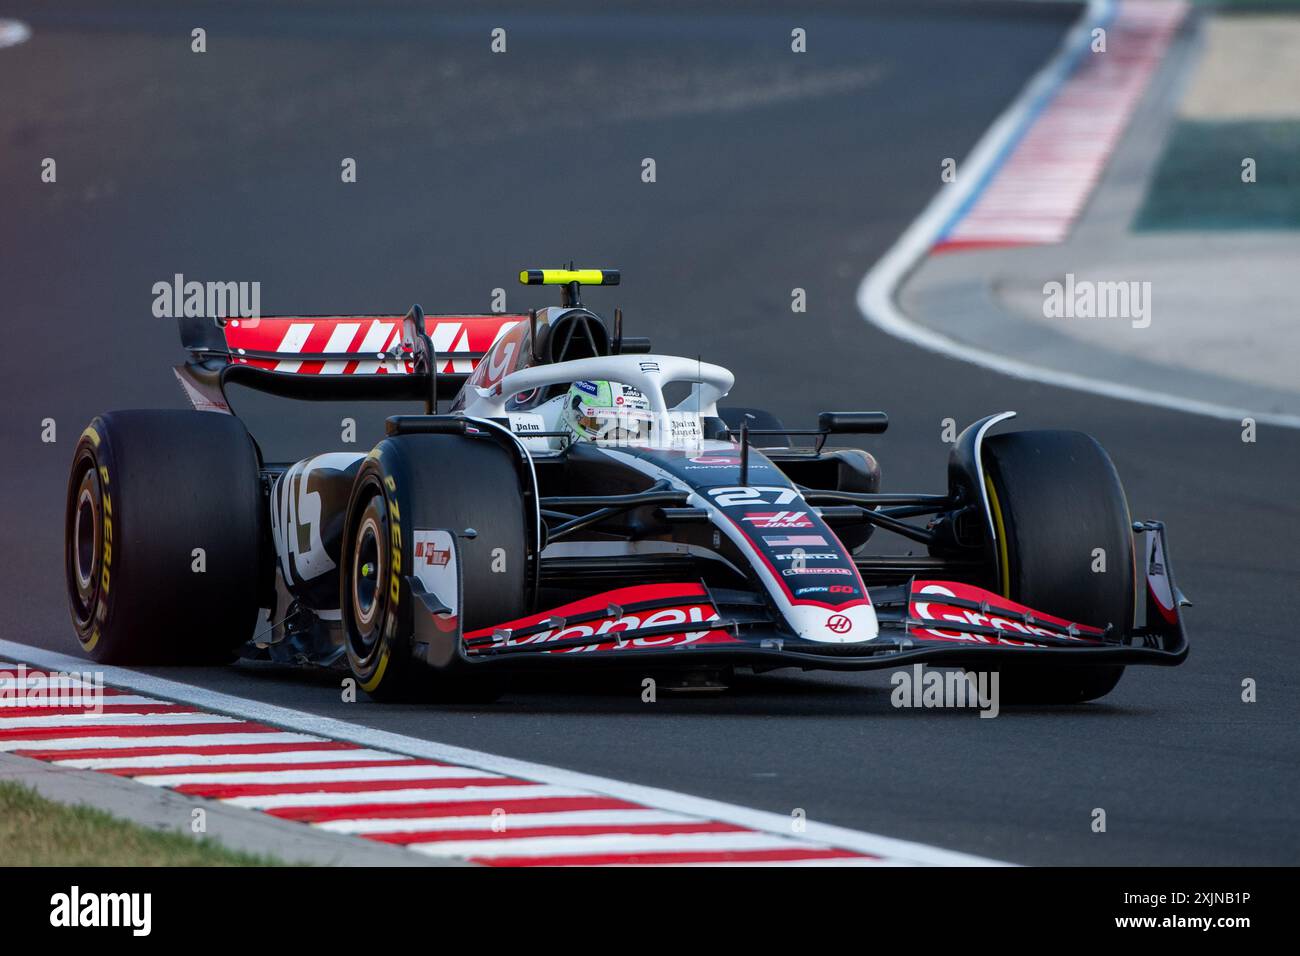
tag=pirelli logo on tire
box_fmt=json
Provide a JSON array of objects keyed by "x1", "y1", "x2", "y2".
[
  {"x1": 97, "y1": 465, "x2": 112, "y2": 604},
  {"x1": 384, "y1": 474, "x2": 401, "y2": 608}
]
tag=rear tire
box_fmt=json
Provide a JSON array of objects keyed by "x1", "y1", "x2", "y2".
[
  {"x1": 64, "y1": 411, "x2": 266, "y2": 664},
  {"x1": 982, "y1": 430, "x2": 1134, "y2": 703},
  {"x1": 341, "y1": 432, "x2": 530, "y2": 702}
]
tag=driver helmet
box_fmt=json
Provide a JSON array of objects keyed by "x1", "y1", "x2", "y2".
[{"x1": 561, "y1": 380, "x2": 653, "y2": 445}]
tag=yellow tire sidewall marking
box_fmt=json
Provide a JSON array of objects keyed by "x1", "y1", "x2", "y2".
[{"x1": 984, "y1": 473, "x2": 1012, "y2": 600}]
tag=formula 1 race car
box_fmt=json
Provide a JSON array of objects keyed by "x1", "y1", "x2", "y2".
[{"x1": 65, "y1": 268, "x2": 1189, "y2": 703}]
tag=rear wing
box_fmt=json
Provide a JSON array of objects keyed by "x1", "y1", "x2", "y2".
[{"x1": 175, "y1": 310, "x2": 526, "y2": 412}]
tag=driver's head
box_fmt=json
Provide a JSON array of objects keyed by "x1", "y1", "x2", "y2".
[{"x1": 561, "y1": 380, "x2": 652, "y2": 445}]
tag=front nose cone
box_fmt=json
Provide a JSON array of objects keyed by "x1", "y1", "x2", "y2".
[{"x1": 788, "y1": 602, "x2": 879, "y2": 643}]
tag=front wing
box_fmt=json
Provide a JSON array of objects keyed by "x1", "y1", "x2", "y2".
[{"x1": 408, "y1": 522, "x2": 1188, "y2": 673}]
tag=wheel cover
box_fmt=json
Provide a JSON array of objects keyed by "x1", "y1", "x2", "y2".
[
  {"x1": 349, "y1": 505, "x2": 387, "y2": 660},
  {"x1": 68, "y1": 460, "x2": 102, "y2": 629}
]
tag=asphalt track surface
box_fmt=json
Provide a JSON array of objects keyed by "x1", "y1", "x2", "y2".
[{"x1": 1, "y1": 1, "x2": 1296, "y2": 866}]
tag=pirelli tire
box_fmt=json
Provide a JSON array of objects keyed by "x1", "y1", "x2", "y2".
[
  {"x1": 65, "y1": 410, "x2": 267, "y2": 664},
  {"x1": 982, "y1": 430, "x2": 1135, "y2": 704},
  {"x1": 340, "y1": 431, "x2": 531, "y2": 703}
]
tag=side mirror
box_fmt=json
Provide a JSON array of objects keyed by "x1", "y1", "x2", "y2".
[{"x1": 818, "y1": 411, "x2": 888, "y2": 435}]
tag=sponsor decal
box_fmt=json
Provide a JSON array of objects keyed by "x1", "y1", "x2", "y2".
[
  {"x1": 773, "y1": 552, "x2": 839, "y2": 561},
  {"x1": 828, "y1": 585, "x2": 854, "y2": 594},
  {"x1": 639, "y1": 361, "x2": 660, "y2": 373},
  {"x1": 226, "y1": 314, "x2": 517, "y2": 378},
  {"x1": 786, "y1": 599, "x2": 877, "y2": 643},
  {"x1": 414, "y1": 540, "x2": 451, "y2": 567},
  {"x1": 743, "y1": 511, "x2": 813, "y2": 529},
  {"x1": 909, "y1": 582, "x2": 1101, "y2": 646},
  {"x1": 507, "y1": 411, "x2": 545, "y2": 434},
  {"x1": 438, "y1": 315, "x2": 520, "y2": 379},
  {"x1": 663, "y1": 413, "x2": 703, "y2": 447},
  {"x1": 782, "y1": 566, "x2": 851, "y2": 576},
  {"x1": 691, "y1": 455, "x2": 741, "y2": 465},
  {"x1": 385, "y1": 475, "x2": 402, "y2": 606},
  {"x1": 480, "y1": 320, "x2": 525, "y2": 384},
  {"x1": 411, "y1": 530, "x2": 458, "y2": 626},
  {"x1": 763, "y1": 534, "x2": 827, "y2": 547},
  {"x1": 795, "y1": 586, "x2": 828, "y2": 595},
  {"x1": 495, "y1": 604, "x2": 729, "y2": 653},
  {"x1": 1145, "y1": 529, "x2": 1178, "y2": 622},
  {"x1": 98, "y1": 466, "x2": 112, "y2": 607},
  {"x1": 574, "y1": 380, "x2": 599, "y2": 395},
  {"x1": 271, "y1": 453, "x2": 366, "y2": 583},
  {"x1": 708, "y1": 486, "x2": 800, "y2": 508}
]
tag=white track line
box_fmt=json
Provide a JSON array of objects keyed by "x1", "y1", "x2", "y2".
[
  {"x1": 855, "y1": 0, "x2": 1300, "y2": 430},
  {"x1": 0, "y1": 639, "x2": 1007, "y2": 865}
]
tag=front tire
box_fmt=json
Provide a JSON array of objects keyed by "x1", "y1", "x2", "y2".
[
  {"x1": 341, "y1": 432, "x2": 531, "y2": 702},
  {"x1": 64, "y1": 411, "x2": 266, "y2": 663},
  {"x1": 982, "y1": 430, "x2": 1135, "y2": 703}
]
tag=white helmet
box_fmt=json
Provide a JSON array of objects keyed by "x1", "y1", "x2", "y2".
[{"x1": 561, "y1": 380, "x2": 653, "y2": 445}]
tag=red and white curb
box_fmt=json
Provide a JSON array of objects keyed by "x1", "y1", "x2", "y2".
[
  {"x1": 857, "y1": 0, "x2": 1300, "y2": 429},
  {"x1": 935, "y1": 0, "x2": 1186, "y2": 251},
  {"x1": 0, "y1": 645, "x2": 1004, "y2": 866}
]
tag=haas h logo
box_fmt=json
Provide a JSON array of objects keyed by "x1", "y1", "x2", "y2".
[{"x1": 827, "y1": 614, "x2": 853, "y2": 634}]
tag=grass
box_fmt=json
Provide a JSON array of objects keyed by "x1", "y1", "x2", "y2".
[
  {"x1": 0, "y1": 781, "x2": 287, "y2": 866},
  {"x1": 1134, "y1": 119, "x2": 1300, "y2": 230}
]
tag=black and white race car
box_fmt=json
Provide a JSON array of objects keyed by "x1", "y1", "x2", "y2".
[{"x1": 65, "y1": 269, "x2": 1188, "y2": 703}]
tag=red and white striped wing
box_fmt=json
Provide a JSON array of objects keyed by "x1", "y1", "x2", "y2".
[{"x1": 223, "y1": 315, "x2": 524, "y2": 376}]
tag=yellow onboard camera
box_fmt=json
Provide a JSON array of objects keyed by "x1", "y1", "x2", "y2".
[{"x1": 519, "y1": 269, "x2": 620, "y2": 287}]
